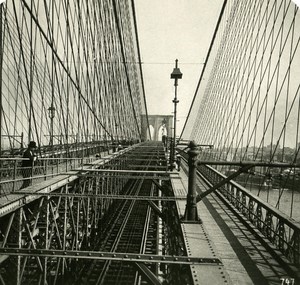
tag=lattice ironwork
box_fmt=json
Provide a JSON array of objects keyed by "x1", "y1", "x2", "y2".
[{"x1": 199, "y1": 163, "x2": 300, "y2": 267}]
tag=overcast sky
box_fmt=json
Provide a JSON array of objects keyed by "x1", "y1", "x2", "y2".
[
  {"x1": 135, "y1": 0, "x2": 300, "y2": 136},
  {"x1": 135, "y1": 0, "x2": 223, "y2": 134}
]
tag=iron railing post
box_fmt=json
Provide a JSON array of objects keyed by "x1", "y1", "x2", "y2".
[{"x1": 183, "y1": 141, "x2": 201, "y2": 222}]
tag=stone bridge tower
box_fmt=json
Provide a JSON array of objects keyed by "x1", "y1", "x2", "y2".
[{"x1": 141, "y1": 115, "x2": 173, "y2": 141}]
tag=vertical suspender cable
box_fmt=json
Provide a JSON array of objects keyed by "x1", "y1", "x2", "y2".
[
  {"x1": 112, "y1": 0, "x2": 141, "y2": 140},
  {"x1": 131, "y1": 0, "x2": 151, "y2": 140},
  {"x1": 179, "y1": 0, "x2": 228, "y2": 141}
]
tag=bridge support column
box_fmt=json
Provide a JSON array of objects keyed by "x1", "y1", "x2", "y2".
[{"x1": 182, "y1": 141, "x2": 201, "y2": 223}]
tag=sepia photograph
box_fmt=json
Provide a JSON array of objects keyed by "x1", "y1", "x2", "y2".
[{"x1": 0, "y1": 0, "x2": 299, "y2": 284}]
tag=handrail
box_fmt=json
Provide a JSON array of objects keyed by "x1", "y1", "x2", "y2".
[
  {"x1": 198, "y1": 163, "x2": 300, "y2": 266},
  {"x1": 178, "y1": 149, "x2": 300, "y2": 266},
  {"x1": 0, "y1": 145, "x2": 136, "y2": 216},
  {"x1": 204, "y1": 164, "x2": 300, "y2": 230}
]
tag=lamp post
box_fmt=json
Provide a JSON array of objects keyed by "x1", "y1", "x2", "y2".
[
  {"x1": 48, "y1": 105, "x2": 56, "y2": 148},
  {"x1": 170, "y1": 59, "x2": 182, "y2": 170}
]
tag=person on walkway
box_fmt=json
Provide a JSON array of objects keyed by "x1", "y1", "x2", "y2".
[{"x1": 20, "y1": 141, "x2": 37, "y2": 189}]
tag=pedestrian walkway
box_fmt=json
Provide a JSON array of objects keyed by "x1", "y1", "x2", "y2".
[{"x1": 171, "y1": 163, "x2": 292, "y2": 285}]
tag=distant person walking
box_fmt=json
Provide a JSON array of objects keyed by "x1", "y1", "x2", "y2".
[{"x1": 20, "y1": 141, "x2": 37, "y2": 189}]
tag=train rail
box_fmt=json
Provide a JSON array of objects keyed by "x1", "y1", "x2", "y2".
[
  {"x1": 71, "y1": 145, "x2": 162, "y2": 284},
  {"x1": 0, "y1": 142, "x2": 194, "y2": 284}
]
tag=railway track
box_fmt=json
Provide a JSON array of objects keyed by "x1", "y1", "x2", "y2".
[
  {"x1": 0, "y1": 143, "x2": 170, "y2": 284},
  {"x1": 73, "y1": 146, "x2": 161, "y2": 284}
]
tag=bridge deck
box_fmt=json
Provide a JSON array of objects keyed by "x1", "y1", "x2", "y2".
[
  {"x1": 171, "y1": 163, "x2": 291, "y2": 285},
  {"x1": 0, "y1": 143, "x2": 296, "y2": 284}
]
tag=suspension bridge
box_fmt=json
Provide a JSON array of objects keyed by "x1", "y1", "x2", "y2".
[{"x1": 0, "y1": 0, "x2": 299, "y2": 284}]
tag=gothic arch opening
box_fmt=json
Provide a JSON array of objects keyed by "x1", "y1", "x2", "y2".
[
  {"x1": 141, "y1": 115, "x2": 173, "y2": 141},
  {"x1": 148, "y1": 125, "x2": 154, "y2": 140}
]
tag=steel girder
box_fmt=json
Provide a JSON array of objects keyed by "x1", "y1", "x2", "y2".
[
  {"x1": 198, "y1": 163, "x2": 300, "y2": 269},
  {"x1": 0, "y1": 154, "x2": 130, "y2": 283}
]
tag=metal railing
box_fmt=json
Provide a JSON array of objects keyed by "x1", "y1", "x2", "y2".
[
  {"x1": 0, "y1": 157, "x2": 99, "y2": 195},
  {"x1": 198, "y1": 163, "x2": 300, "y2": 267},
  {"x1": 0, "y1": 143, "x2": 113, "y2": 196}
]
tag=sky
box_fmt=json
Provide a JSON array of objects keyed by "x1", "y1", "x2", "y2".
[
  {"x1": 135, "y1": 0, "x2": 300, "y2": 137},
  {"x1": 134, "y1": 0, "x2": 223, "y2": 135}
]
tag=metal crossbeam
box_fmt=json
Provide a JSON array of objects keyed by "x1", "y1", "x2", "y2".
[
  {"x1": 12, "y1": 193, "x2": 186, "y2": 201},
  {"x1": 77, "y1": 174, "x2": 178, "y2": 180},
  {"x1": 197, "y1": 161, "x2": 300, "y2": 168},
  {"x1": 79, "y1": 169, "x2": 174, "y2": 174},
  {"x1": 135, "y1": 262, "x2": 162, "y2": 285},
  {"x1": 0, "y1": 248, "x2": 222, "y2": 265},
  {"x1": 147, "y1": 200, "x2": 164, "y2": 219},
  {"x1": 127, "y1": 165, "x2": 167, "y2": 169},
  {"x1": 196, "y1": 165, "x2": 252, "y2": 202}
]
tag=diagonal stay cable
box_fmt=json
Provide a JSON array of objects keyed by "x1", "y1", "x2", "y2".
[
  {"x1": 179, "y1": 0, "x2": 228, "y2": 141},
  {"x1": 111, "y1": 0, "x2": 142, "y2": 139},
  {"x1": 20, "y1": 0, "x2": 113, "y2": 140}
]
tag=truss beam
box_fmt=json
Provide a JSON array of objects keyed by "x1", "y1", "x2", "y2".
[{"x1": 0, "y1": 248, "x2": 222, "y2": 265}]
